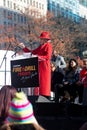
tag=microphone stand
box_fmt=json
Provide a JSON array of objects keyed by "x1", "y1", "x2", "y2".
[
  {"x1": 0, "y1": 42, "x2": 12, "y2": 85},
  {"x1": 11, "y1": 51, "x2": 16, "y2": 58}
]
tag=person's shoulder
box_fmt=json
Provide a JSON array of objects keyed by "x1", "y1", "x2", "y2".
[
  {"x1": 57, "y1": 55, "x2": 64, "y2": 60},
  {"x1": 44, "y1": 42, "x2": 52, "y2": 47},
  {"x1": 45, "y1": 42, "x2": 52, "y2": 50},
  {"x1": 80, "y1": 68, "x2": 87, "y2": 74},
  {"x1": 47, "y1": 42, "x2": 52, "y2": 46},
  {"x1": 58, "y1": 54, "x2": 64, "y2": 58}
]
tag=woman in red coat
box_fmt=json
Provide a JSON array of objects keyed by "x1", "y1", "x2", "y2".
[{"x1": 19, "y1": 32, "x2": 52, "y2": 98}]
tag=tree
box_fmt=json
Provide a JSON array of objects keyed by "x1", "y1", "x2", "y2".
[{"x1": 0, "y1": 7, "x2": 87, "y2": 61}]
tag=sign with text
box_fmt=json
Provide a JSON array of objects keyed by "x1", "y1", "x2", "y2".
[{"x1": 11, "y1": 57, "x2": 39, "y2": 88}]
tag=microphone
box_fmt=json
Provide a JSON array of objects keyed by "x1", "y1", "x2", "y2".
[
  {"x1": 11, "y1": 47, "x2": 18, "y2": 58},
  {"x1": 11, "y1": 46, "x2": 22, "y2": 58}
]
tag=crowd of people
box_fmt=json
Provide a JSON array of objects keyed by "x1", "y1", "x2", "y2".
[{"x1": 51, "y1": 50, "x2": 87, "y2": 105}]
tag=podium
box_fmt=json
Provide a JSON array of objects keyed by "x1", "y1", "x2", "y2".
[{"x1": 11, "y1": 57, "x2": 39, "y2": 91}]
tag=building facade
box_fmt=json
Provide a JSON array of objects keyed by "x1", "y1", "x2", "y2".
[
  {"x1": 79, "y1": 0, "x2": 87, "y2": 7},
  {"x1": 79, "y1": 4, "x2": 87, "y2": 19},
  {"x1": 48, "y1": 0, "x2": 87, "y2": 23},
  {"x1": 0, "y1": 0, "x2": 47, "y2": 27},
  {"x1": 0, "y1": 0, "x2": 47, "y2": 49}
]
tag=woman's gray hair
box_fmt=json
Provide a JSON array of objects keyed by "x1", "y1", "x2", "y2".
[{"x1": 82, "y1": 50, "x2": 87, "y2": 59}]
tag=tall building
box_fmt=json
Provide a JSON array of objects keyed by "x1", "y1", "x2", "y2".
[
  {"x1": 0, "y1": 0, "x2": 47, "y2": 28},
  {"x1": 78, "y1": 0, "x2": 87, "y2": 19},
  {"x1": 79, "y1": 0, "x2": 87, "y2": 7},
  {"x1": 48, "y1": 0, "x2": 87, "y2": 23},
  {"x1": 0, "y1": 0, "x2": 47, "y2": 49},
  {"x1": 79, "y1": 4, "x2": 87, "y2": 19},
  {"x1": 48, "y1": 0, "x2": 80, "y2": 23},
  {"x1": 26, "y1": 0, "x2": 47, "y2": 18}
]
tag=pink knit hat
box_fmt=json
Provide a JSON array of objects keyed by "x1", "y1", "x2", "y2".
[{"x1": 6, "y1": 92, "x2": 38, "y2": 124}]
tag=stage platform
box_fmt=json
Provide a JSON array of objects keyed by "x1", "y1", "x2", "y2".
[
  {"x1": 35, "y1": 103, "x2": 87, "y2": 130},
  {"x1": 28, "y1": 96, "x2": 87, "y2": 130}
]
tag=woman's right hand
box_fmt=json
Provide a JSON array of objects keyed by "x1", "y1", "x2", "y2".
[{"x1": 18, "y1": 42, "x2": 25, "y2": 49}]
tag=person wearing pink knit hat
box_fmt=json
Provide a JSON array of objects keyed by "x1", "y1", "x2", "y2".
[
  {"x1": 6, "y1": 91, "x2": 38, "y2": 125},
  {"x1": 0, "y1": 91, "x2": 45, "y2": 130}
]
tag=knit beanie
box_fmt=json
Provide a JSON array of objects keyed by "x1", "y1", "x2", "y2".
[{"x1": 6, "y1": 92, "x2": 38, "y2": 124}]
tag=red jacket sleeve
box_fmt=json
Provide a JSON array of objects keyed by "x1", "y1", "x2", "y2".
[
  {"x1": 22, "y1": 43, "x2": 52, "y2": 61},
  {"x1": 23, "y1": 47, "x2": 30, "y2": 52}
]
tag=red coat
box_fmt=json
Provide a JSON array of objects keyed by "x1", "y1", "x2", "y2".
[
  {"x1": 23, "y1": 42, "x2": 52, "y2": 96},
  {"x1": 80, "y1": 68, "x2": 87, "y2": 88}
]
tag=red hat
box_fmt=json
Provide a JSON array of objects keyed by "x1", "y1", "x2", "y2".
[{"x1": 39, "y1": 31, "x2": 51, "y2": 40}]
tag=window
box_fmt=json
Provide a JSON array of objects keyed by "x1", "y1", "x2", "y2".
[
  {"x1": 27, "y1": 0, "x2": 29, "y2": 4},
  {"x1": 42, "y1": 4, "x2": 44, "y2": 9},
  {"x1": 24, "y1": 16, "x2": 26, "y2": 24},
  {"x1": 52, "y1": 1, "x2": 55, "y2": 7},
  {"x1": 14, "y1": 23, "x2": 17, "y2": 27},
  {"x1": 13, "y1": 3, "x2": 16, "y2": 10},
  {"x1": 7, "y1": 1, "x2": 10, "y2": 7},
  {"x1": 17, "y1": 14, "x2": 20, "y2": 22},
  {"x1": 30, "y1": 0, "x2": 32, "y2": 5},
  {"x1": 52, "y1": 2, "x2": 55, "y2": 14},
  {"x1": 14, "y1": 13, "x2": 16, "y2": 21},
  {"x1": 3, "y1": 0, "x2": 6, "y2": 6},
  {"x1": 4, "y1": 21, "x2": 7, "y2": 26},
  {"x1": 21, "y1": 16, "x2": 23, "y2": 23},
  {"x1": 8, "y1": 11, "x2": 12, "y2": 19},
  {"x1": 3, "y1": 10, "x2": 7, "y2": 18},
  {"x1": 39, "y1": 3, "x2": 41, "y2": 9},
  {"x1": 4, "y1": 21, "x2": 7, "y2": 30},
  {"x1": 33, "y1": 1, "x2": 35, "y2": 6},
  {"x1": 57, "y1": 3, "x2": 59, "y2": 8},
  {"x1": 36, "y1": 2, "x2": 38, "y2": 8},
  {"x1": 9, "y1": 1, "x2": 12, "y2": 8}
]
